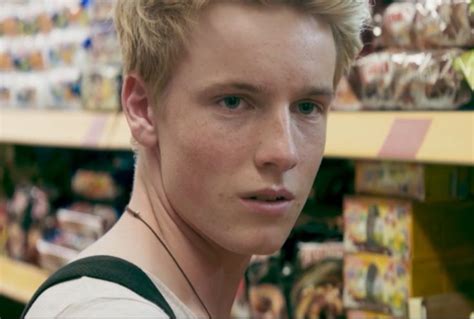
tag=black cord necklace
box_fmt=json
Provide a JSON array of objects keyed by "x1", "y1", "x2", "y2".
[{"x1": 125, "y1": 206, "x2": 212, "y2": 319}]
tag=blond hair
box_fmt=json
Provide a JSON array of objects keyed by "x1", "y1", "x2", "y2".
[{"x1": 115, "y1": 0, "x2": 370, "y2": 97}]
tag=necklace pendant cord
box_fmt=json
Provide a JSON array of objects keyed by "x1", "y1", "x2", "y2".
[{"x1": 125, "y1": 206, "x2": 212, "y2": 319}]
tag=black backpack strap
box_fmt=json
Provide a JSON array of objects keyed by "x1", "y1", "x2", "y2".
[{"x1": 21, "y1": 255, "x2": 176, "y2": 319}]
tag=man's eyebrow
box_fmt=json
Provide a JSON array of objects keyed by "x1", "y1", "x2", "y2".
[
  {"x1": 301, "y1": 86, "x2": 335, "y2": 99},
  {"x1": 197, "y1": 81, "x2": 334, "y2": 99},
  {"x1": 197, "y1": 81, "x2": 270, "y2": 95}
]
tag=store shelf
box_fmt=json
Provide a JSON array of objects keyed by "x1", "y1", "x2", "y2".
[
  {"x1": 0, "y1": 109, "x2": 121, "y2": 150},
  {"x1": 1, "y1": 109, "x2": 473, "y2": 164},
  {"x1": 325, "y1": 111, "x2": 474, "y2": 165},
  {"x1": 0, "y1": 256, "x2": 49, "y2": 303}
]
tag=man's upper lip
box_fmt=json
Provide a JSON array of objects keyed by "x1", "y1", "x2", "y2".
[{"x1": 240, "y1": 188, "x2": 295, "y2": 201}]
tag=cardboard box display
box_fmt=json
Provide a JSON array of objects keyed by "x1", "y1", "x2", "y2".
[
  {"x1": 344, "y1": 196, "x2": 474, "y2": 260},
  {"x1": 355, "y1": 161, "x2": 470, "y2": 202},
  {"x1": 344, "y1": 253, "x2": 409, "y2": 317},
  {"x1": 344, "y1": 253, "x2": 474, "y2": 317}
]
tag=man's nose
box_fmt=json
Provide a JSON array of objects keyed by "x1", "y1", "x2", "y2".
[{"x1": 254, "y1": 109, "x2": 298, "y2": 173}]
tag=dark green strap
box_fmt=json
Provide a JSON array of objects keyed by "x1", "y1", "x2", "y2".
[{"x1": 21, "y1": 255, "x2": 176, "y2": 319}]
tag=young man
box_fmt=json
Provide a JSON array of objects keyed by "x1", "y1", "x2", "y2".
[{"x1": 24, "y1": 1, "x2": 369, "y2": 318}]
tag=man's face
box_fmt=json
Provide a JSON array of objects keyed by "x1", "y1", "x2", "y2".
[{"x1": 155, "y1": 2, "x2": 336, "y2": 255}]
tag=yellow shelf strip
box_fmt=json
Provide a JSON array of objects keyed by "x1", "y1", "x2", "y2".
[
  {"x1": 1, "y1": 109, "x2": 473, "y2": 164},
  {"x1": 0, "y1": 255, "x2": 49, "y2": 304}
]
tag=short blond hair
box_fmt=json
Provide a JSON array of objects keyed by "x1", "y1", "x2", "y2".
[{"x1": 115, "y1": 0, "x2": 370, "y2": 97}]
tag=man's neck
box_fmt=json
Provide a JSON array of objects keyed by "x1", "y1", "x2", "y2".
[{"x1": 123, "y1": 154, "x2": 251, "y2": 318}]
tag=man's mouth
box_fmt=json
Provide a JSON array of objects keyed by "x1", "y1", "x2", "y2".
[
  {"x1": 246, "y1": 195, "x2": 288, "y2": 202},
  {"x1": 240, "y1": 188, "x2": 295, "y2": 202}
]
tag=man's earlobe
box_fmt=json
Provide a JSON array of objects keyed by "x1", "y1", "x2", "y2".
[{"x1": 122, "y1": 74, "x2": 158, "y2": 147}]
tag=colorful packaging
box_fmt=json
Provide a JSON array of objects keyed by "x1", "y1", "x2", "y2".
[
  {"x1": 82, "y1": 64, "x2": 121, "y2": 111},
  {"x1": 352, "y1": 50, "x2": 472, "y2": 110},
  {"x1": 47, "y1": 67, "x2": 82, "y2": 109},
  {"x1": 57, "y1": 208, "x2": 104, "y2": 241},
  {"x1": 343, "y1": 253, "x2": 410, "y2": 317},
  {"x1": 36, "y1": 237, "x2": 78, "y2": 272},
  {"x1": 71, "y1": 169, "x2": 118, "y2": 200},
  {"x1": 355, "y1": 161, "x2": 471, "y2": 201},
  {"x1": 291, "y1": 242, "x2": 344, "y2": 319},
  {"x1": 381, "y1": 0, "x2": 474, "y2": 49},
  {"x1": 247, "y1": 254, "x2": 288, "y2": 319},
  {"x1": 344, "y1": 253, "x2": 474, "y2": 317},
  {"x1": 344, "y1": 196, "x2": 474, "y2": 261},
  {"x1": 0, "y1": 73, "x2": 13, "y2": 107}
]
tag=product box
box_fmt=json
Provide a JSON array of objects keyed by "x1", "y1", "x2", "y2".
[
  {"x1": 344, "y1": 253, "x2": 409, "y2": 317},
  {"x1": 355, "y1": 161, "x2": 470, "y2": 202},
  {"x1": 247, "y1": 254, "x2": 288, "y2": 319},
  {"x1": 344, "y1": 253, "x2": 474, "y2": 318},
  {"x1": 291, "y1": 242, "x2": 344, "y2": 319},
  {"x1": 344, "y1": 196, "x2": 474, "y2": 260}
]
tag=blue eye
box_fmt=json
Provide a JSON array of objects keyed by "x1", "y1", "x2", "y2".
[
  {"x1": 297, "y1": 102, "x2": 317, "y2": 115},
  {"x1": 221, "y1": 96, "x2": 241, "y2": 109}
]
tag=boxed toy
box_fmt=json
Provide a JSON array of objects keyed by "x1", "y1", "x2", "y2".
[
  {"x1": 355, "y1": 161, "x2": 470, "y2": 202},
  {"x1": 344, "y1": 196, "x2": 474, "y2": 260}
]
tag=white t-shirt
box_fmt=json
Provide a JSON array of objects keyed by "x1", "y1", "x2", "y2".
[{"x1": 25, "y1": 269, "x2": 198, "y2": 318}]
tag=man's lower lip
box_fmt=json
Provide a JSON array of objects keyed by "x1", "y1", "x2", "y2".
[{"x1": 239, "y1": 198, "x2": 292, "y2": 215}]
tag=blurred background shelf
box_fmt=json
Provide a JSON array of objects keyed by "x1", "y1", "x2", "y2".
[
  {"x1": 326, "y1": 111, "x2": 474, "y2": 165},
  {"x1": 0, "y1": 256, "x2": 49, "y2": 304},
  {"x1": 0, "y1": 109, "x2": 121, "y2": 150},
  {"x1": 2, "y1": 109, "x2": 473, "y2": 165}
]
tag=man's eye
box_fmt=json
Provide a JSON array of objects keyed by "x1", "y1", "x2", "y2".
[
  {"x1": 219, "y1": 96, "x2": 242, "y2": 109},
  {"x1": 297, "y1": 102, "x2": 318, "y2": 115}
]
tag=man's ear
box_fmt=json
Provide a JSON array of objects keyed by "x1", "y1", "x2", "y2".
[{"x1": 121, "y1": 74, "x2": 158, "y2": 147}]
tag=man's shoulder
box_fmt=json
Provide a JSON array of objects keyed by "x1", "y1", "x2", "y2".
[{"x1": 25, "y1": 276, "x2": 169, "y2": 318}]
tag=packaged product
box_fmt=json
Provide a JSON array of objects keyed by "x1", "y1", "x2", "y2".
[
  {"x1": 71, "y1": 169, "x2": 118, "y2": 200},
  {"x1": 82, "y1": 64, "x2": 121, "y2": 111},
  {"x1": 290, "y1": 242, "x2": 344, "y2": 319},
  {"x1": 355, "y1": 161, "x2": 471, "y2": 201},
  {"x1": 247, "y1": 254, "x2": 288, "y2": 319},
  {"x1": 344, "y1": 253, "x2": 409, "y2": 317},
  {"x1": 36, "y1": 237, "x2": 78, "y2": 272},
  {"x1": 0, "y1": 74, "x2": 13, "y2": 107},
  {"x1": 12, "y1": 73, "x2": 47, "y2": 108},
  {"x1": 381, "y1": 2, "x2": 417, "y2": 48},
  {"x1": 68, "y1": 202, "x2": 118, "y2": 232},
  {"x1": 352, "y1": 50, "x2": 472, "y2": 110},
  {"x1": 9, "y1": 35, "x2": 47, "y2": 71},
  {"x1": 47, "y1": 28, "x2": 91, "y2": 68},
  {"x1": 344, "y1": 196, "x2": 474, "y2": 260},
  {"x1": 90, "y1": 20, "x2": 121, "y2": 64},
  {"x1": 5, "y1": 185, "x2": 51, "y2": 263},
  {"x1": 0, "y1": 39, "x2": 14, "y2": 71},
  {"x1": 344, "y1": 252, "x2": 474, "y2": 317},
  {"x1": 90, "y1": 0, "x2": 115, "y2": 22},
  {"x1": 47, "y1": 67, "x2": 82, "y2": 109},
  {"x1": 57, "y1": 208, "x2": 104, "y2": 241},
  {"x1": 381, "y1": 0, "x2": 474, "y2": 49}
]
